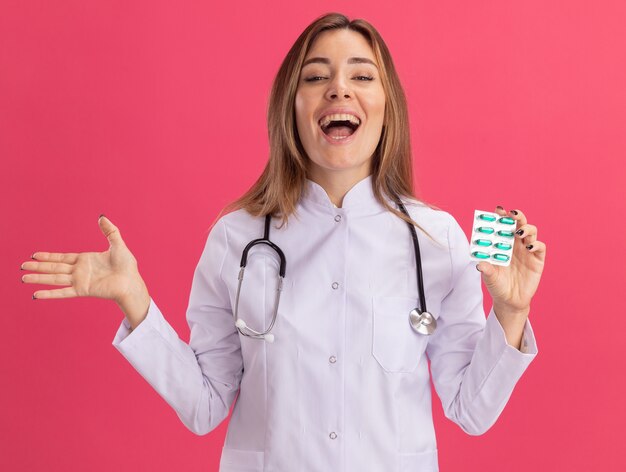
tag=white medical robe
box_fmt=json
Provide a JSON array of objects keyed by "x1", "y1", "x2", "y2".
[{"x1": 112, "y1": 175, "x2": 538, "y2": 472}]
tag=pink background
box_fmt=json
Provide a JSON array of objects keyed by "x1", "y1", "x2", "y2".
[{"x1": 2, "y1": 1, "x2": 625, "y2": 470}]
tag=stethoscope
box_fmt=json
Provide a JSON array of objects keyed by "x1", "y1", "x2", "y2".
[{"x1": 233, "y1": 199, "x2": 437, "y2": 342}]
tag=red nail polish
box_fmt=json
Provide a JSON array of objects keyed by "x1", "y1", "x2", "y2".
[{"x1": 510, "y1": 210, "x2": 518, "y2": 215}]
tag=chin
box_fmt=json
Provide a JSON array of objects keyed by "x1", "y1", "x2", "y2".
[{"x1": 311, "y1": 155, "x2": 371, "y2": 174}]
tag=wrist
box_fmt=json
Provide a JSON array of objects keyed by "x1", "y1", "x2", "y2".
[
  {"x1": 492, "y1": 302, "x2": 530, "y2": 351},
  {"x1": 116, "y1": 276, "x2": 150, "y2": 330},
  {"x1": 493, "y1": 301, "x2": 530, "y2": 319}
]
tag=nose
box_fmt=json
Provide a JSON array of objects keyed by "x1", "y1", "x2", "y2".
[{"x1": 325, "y1": 75, "x2": 352, "y2": 101}]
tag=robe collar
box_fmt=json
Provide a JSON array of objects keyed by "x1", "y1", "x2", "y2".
[{"x1": 302, "y1": 174, "x2": 384, "y2": 213}]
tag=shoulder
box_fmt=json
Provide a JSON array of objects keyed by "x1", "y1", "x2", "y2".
[
  {"x1": 400, "y1": 199, "x2": 474, "y2": 290},
  {"x1": 215, "y1": 207, "x2": 259, "y2": 228},
  {"x1": 398, "y1": 197, "x2": 462, "y2": 248},
  {"x1": 401, "y1": 197, "x2": 455, "y2": 224},
  {"x1": 205, "y1": 208, "x2": 266, "y2": 247}
]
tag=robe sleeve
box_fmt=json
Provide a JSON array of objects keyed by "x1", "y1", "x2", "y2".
[
  {"x1": 426, "y1": 214, "x2": 538, "y2": 435},
  {"x1": 112, "y1": 217, "x2": 243, "y2": 435}
]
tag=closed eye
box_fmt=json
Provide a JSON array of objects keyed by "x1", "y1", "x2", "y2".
[
  {"x1": 303, "y1": 76, "x2": 375, "y2": 82},
  {"x1": 303, "y1": 76, "x2": 327, "y2": 82}
]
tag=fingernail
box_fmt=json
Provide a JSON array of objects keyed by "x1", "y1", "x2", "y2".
[
  {"x1": 496, "y1": 205, "x2": 503, "y2": 210},
  {"x1": 99, "y1": 214, "x2": 106, "y2": 220},
  {"x1": 516, "y1": 229, "x2": 524, "y2": 236},
  {"x1": 526, "y1": 244, "x2": 533, "y2": 250},
  {"x1": 510, "y1": 210, "x2": 518, "y2": 215},
  {"x1": 20, "y1": 265, "x2": 24, "y2": 270},
  {"x1": 31, "y1": 253, "x2": 36, "y2": 259},
  {"x1": 32, "y1": 294, "x2": 37, "y2": 300},
  {"x1": 476, "y1": 264, "x2": 481, "y2": 272},
  {"x1": 21, "y1": 277, "x2": 25, "y2": 283}
]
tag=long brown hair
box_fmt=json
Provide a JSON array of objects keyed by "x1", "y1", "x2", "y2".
[{"x1": 223, "y1": 12, "x2": 438, "y2": 239}]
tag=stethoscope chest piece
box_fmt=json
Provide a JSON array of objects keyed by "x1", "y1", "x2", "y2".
[{"x1": 409, "y1": 308, "x2": 437, "y2": 336}]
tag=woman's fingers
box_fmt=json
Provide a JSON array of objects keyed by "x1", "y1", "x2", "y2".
[
  {"x1": 495, "y1": 207, "x2": 537, "y2": 245},
  {"x1": 21, "y1": 259, "x2": 75, "y2": 297},
  {"x1": 33, "y1": 286, "x2": 78, "y2": 300},
  {"x1": 30, "y1": 252, "x2": 79, "y2": 264},
  {"x1": 495, "y1": 206, "x2": 507, "y2": 216},
  {"x1": 525, "y1": 240, "x2": 546, "y2": 262},
  {"x1": 98, "y1": 215, "x2": 126, "y2": 247},
  {"x1": 514, "y1": 223, "x2": 537, "y2": 237},
  {"x1": 22, "y1": 273, "x2": 72, "y2": 286},
  {"x1": 489, "y1": 206, "x2": 543, "y2": 248},
  {"x1": 508, "y1": 208, "x2": 528, "y2": 227},
  {"x1": 515, "y1": 223, "x2": 537, "y2": 245},
  {"x1": 23, "y1": 215, "x2": 144, "y2": 302},
  {"x1": 20, "y1": 260, "x2": 73, "y2": 274},
  {"x1": 525, "y1": 239, "x2": 545, "y2": 252}
]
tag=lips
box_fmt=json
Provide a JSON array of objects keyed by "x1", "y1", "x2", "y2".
[
  {"x1": 318, "y1": 111, "x2": 361, "y2": 140},
  {"x1": 319, "y1": 113, "x2": 361, "y2": 128}
]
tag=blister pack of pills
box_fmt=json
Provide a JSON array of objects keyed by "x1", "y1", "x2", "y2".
[{"x1": 469, "y1": 210, "x2": 516, "y2": 267}]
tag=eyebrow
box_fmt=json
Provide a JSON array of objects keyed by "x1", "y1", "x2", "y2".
[{"x1": 302, "y1": 56, "x2": 378, "y2": 68}]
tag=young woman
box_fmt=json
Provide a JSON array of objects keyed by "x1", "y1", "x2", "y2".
[{"x1": 21, "y1": 13, "x2": 546, "y2": 471}]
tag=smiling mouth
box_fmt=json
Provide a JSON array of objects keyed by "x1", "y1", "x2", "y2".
[{"x1": 319, "y1": 115, "x2": 361, "y2": 140}]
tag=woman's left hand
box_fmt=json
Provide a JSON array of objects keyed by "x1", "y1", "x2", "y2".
[{"x1": 476, "y1": 207, "x2": 547, "y2": 314}]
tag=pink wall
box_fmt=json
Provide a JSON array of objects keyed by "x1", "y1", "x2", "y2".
[{"x1": 3, "y1": 1, "x2": 625, "y2": 470}]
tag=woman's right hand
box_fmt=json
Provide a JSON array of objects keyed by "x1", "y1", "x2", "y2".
[{"x1": 21, "y1": 215, "x2": 151, "y2": 328}]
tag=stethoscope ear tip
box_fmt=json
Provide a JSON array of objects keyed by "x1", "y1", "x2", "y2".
[
  {"x1": 235, "y1": 319, "x2": 247, "y2": 329},
  {"x1": 264, "y1": 334, "x2": 275, "y2": 343}
]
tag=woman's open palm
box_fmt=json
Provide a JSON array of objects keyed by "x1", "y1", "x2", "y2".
[{"x1": 21, "y1": 216, "x2": 143, "y2": 303}]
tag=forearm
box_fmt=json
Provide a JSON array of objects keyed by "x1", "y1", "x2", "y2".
[
  {"x1": 432, "y1": 307, "x2": 538, "y2": 436},
  {"x1": 492, "y1": 303, "x2": 530, "y2": 350},
  {"x1": 111, "y1": 298, "x2": 243, "y2": 436}
]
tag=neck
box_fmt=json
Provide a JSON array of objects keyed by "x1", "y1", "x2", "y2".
[{"x1": 307, "y1": 167, "x2": 372, "y2": 208}]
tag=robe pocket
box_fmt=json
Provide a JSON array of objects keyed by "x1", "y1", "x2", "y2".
[
  {"x1": 400, "y1": 449, "x2": 439, "y2": 471},
  {"x1": 220, "y1": 447, "x2": 264, "y2": 472},
  {"x1": 372, "y1": 296, "x2": 429, "y2": 373}
]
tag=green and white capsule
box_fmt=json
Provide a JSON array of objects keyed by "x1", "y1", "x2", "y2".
[
  {"x1": 497, "y1": 230, "x2": 515, "y2": 238},
  {"x1": 474, "y1": 239, "x2": 492, "y2": 247},
  {"x1": 478, "y1": 214, "x2": 497, "y2": 222},
  {"x1": 498, "y1": 217, "x2": 516, "y2": 225},
  {"x1": 472, "y1": 251, "x2": 490, "y2": 259},
  {"x1": 492, "y1": 253, "x2": 510, "y2": 262},
  {"x1": 494, "y1": 242, "x2": 512, "y2": 251},
  {"x1": 477, "y1": 226, "x2": 495, "y2": 235}
]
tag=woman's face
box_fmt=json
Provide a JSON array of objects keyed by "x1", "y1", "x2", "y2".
[{"x1": 295, "y1": 29, "x2": 386, "y2": 182}]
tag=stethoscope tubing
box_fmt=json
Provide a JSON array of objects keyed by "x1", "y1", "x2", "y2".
[
  {"x1": 239, "y1": 215, "x2": 286, "y2": 278},
  {"x1": 234, "y1": 214, "x2": 286, "y2": 341},
  {"x1": 233, "y1": 196, "x2": 433, "y2": 340},
  {"x1": 396, "y1": 200, "x2": 428, "y2": 316}
]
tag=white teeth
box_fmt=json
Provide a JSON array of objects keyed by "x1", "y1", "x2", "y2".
[{"x1": 319, "y1": 113, "x2": 361, "y2": 128}]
